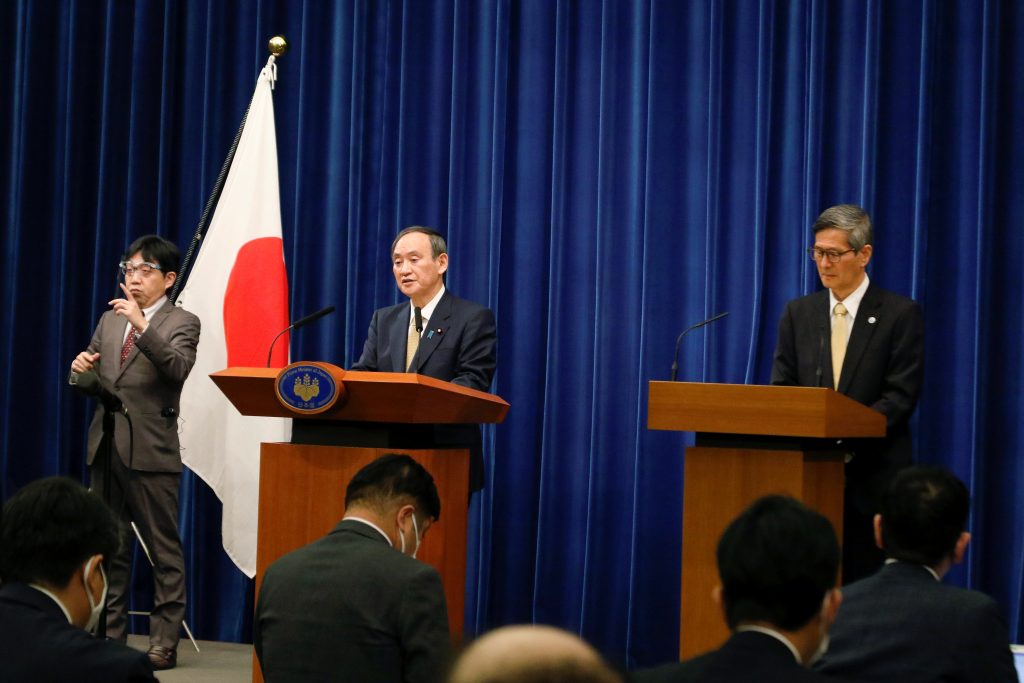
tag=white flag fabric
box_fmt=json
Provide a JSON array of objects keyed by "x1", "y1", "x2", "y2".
[{"x1": 177, "y1": 58, "x2": 291, "y2": 577}]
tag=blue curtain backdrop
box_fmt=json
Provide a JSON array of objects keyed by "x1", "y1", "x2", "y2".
[{"x1": 1, "y1": 0, "x2": 1021, "y2": 668}]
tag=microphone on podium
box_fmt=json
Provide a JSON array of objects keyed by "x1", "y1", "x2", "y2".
[
  {"x1": 669, "y1": 312, "x2": 729, "y2": 382},
  {"x1": 266, "y1": 306, "x2": 336, "y2": 367}
]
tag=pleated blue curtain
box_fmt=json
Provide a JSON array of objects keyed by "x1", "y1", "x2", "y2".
[{"x1": 1, "y1": 0, "x2": 1021, "y2": 668}]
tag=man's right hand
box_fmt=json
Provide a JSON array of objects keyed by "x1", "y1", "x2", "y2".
[{"x1": 71, "y1": 351, "x2": 101, "y2": 374}]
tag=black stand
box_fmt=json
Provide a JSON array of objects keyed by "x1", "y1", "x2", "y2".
[{"x1": 95, "y1": 407, "x2": 117, "y2": 639}]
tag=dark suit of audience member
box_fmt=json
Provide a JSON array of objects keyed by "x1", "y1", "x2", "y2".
[
  {"x1": 632, "y1": 496, "x2": 842, "y2": 683},
  {"x1": 351, "y1": 227, "x2": 497, "y2": 490},
  {"x1": 815, "y1": 466, "x2": 1017, "y2": 682},
  {"x1": 70, "y1": 235, "x2": 200, "y2": 670},
  {"x1": 771, "y1": 204, "x2": 924, "y2": 582},
  {"x1": 255, "y1": 454, "x2": 450, "y2": 683},
  {"x1": 0, "y1": 477, "x2": 156, "y2": 683}
]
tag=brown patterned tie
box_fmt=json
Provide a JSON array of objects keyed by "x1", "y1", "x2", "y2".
[
  {"x1": 120, "y1": 326, "x2": 138, "y2": 366},
  {"x1": 831, "y1": 302, "x2": 849, "y2": 389}
]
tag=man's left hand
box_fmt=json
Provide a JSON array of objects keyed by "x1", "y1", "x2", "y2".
[{"x1": 109, "y1": 283, "x2": 149, "y2": 333}]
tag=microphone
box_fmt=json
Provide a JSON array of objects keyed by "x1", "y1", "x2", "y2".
[
  {"x1": 69, "y1": 371, "x2": 126, "y2": 415},
  {"x1": 815, "y1": 325, "x2": 826, "y2": 388},
  {"x1": 414, "y1": 307, "x2": 423, "y2": 334},
  {"x1": 266, "y1": 306, "x2": 336, "y2": 367},
  {"x1": 670, "y1": 312, "x2": 729, "y2": 382}
]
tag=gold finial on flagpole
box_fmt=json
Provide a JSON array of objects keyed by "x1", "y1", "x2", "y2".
[{"x1": 268, "y1": 35, "x2": 288, "y2": 57}]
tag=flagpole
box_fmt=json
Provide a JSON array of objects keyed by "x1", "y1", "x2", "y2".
[{"x1": 170, "y1": 35, "x2": 289, "y2": 303}]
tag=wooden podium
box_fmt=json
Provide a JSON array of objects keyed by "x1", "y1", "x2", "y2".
[
  {"x1": 647, "y1": 382, "x2": 885, "y2": 660},
  {"x1": 212, "y1": 366, "x2": 508, "y2": 678}
]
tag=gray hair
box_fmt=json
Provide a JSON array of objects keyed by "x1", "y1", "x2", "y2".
[
  {"x1": 391, "y1": 226, "x2": 447, "y2": 260},
  {"x1": 812, "y1": 204, "x2": 874, "y2": 251}
]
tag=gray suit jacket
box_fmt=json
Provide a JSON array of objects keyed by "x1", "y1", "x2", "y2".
[
  {"x1": 815, "y1": 562, "x2": 1017, "y2": 682},
  {"x1": 85, "y1": 302, "x2": 200, "y2": 472},
  {"x1": 255, "y1": 519, "x2": 451, "y2": 683}
]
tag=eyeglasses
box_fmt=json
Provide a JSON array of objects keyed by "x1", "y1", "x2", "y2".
[
  {"x1": 807, "y1": 247, "x2": 856, "y2": 263},
  {"x1": 119, "y1": 260, "x2": 163, "y2": 277}
]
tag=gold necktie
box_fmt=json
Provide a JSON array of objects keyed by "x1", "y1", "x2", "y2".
[
  {"x1": 831, "y1": 302, "x2": 849, "y2": 389},
  {"x1": 406, "y1": 317, "x2": 420, "y2": 372}
]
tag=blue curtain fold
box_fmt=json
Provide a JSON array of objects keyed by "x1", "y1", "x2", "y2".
[{"x1": 2, "y1": 0, "x2": 1021, "y2": 668}]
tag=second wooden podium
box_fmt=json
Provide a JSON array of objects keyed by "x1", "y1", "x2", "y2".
[
  {"x1": 212, "y1": 365, "x2": 508, "y2": 654},
  {"x1": 648, "y1": 381, "x2": 885, "y2": 659}
]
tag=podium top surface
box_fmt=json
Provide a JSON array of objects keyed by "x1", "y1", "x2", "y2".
[
  {"x1": 211, "y1": 367, "x2": 509, "y2": 424},
  {"x1": 647, "y1": 381, "x2": 885, "y2": 439}
]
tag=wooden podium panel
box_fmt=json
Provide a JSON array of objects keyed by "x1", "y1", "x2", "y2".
[
  {"x1": 679, "y1": 446, "x2": 844, "y2": 659},
  {"x1": 252, "y1": 443, "x2": 469, "y2": 683},
  {"x1": 647, "y1": 381, "x2": 884, "y2": 661}
]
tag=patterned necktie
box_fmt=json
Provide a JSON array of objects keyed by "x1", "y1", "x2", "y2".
[
  {"x1": 405, "y1": 309, "x2": 422, "y2": 372},
  {"x1": 120, "y1": 326, "x2": 138, "y2": 366},
  {"x1": 831, "y1": 302, "x2": 849, "y2": 389}
]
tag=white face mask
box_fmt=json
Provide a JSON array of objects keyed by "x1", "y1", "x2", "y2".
[
  {"x1": 807, "y1": 592, "x2": 834, "y2": 666},
  {"x1": 82, "y1": 557, "x2": 108, "y2": 634},
  {"x1": 398, "y1": 512, "x2": 422, "y2": 559}
]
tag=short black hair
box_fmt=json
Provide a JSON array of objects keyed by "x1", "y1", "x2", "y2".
[
  {"x1": 345, "y1": 454, "x2": 441, "y2": 521},
  {"x1": 717, "y1": 495, "x2": 839, "y2": 631},
  {"x1": 123, "y1": 234, "x2": 182, "y2": 275},
  {"x1": 880, "y1": 466, "x2": 969, "y2": 566},
  {"x1": 0, "y1": 477, "x2": 120, "y2": 587},
  {"x1": 391, "y1": 226, "x2": 447, "y2": 260}
]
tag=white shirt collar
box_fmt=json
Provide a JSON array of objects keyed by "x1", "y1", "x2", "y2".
[
  {"x1": 735, "y1": 625, "x2": 802, "y2": 663},
  {"x1": 741, "y1": 626, "x2": 802, "y2": 663},
  {"x1": 885, "y1": 557, "x2": 940, "y2": 581},
  {"x1": 28, "y1": 583, "x2": 73, "y2": 624},
  {"x1": 343, "y1": 516, "x2": 393, "y2": 546},
  {"x1": 409, "y1": 285, "x2": 446, "y2": 330},
  {"x1": 829, "y1": 273, "x2": 870, "y2": 322}
]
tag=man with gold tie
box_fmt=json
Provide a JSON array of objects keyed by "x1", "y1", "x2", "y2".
[
  {"x1": 351, "y1": 226, "x2": 497, "y2": 490},
  {"x1": 771, "y1": 204, "x2": 924, "y2": 583}
]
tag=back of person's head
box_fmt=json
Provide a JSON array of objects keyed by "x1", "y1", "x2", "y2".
[
  {"x1": 447, "y1": 625, "x2": 622, "y2": 683},
  {"x1": 345, "y1": 453, "x2": 441, "y2": 521},
  {"x1": 880, "y1": 466, "x2": 969, "y2": 566},
  {"x1": 717, "y1": 495, "x2": 840, "y2": 631},
  {"x1": 123, "y1": 234, "x2": 182, "y2": 275},
  {"x1": 812, "y1": 204, "x2": 874, "y2": 250},
  {"x1": 0, "y1": 477, "x2": 119, "y2": 587}
]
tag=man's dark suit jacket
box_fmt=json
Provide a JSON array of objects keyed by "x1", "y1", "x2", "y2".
[
  {"x1": 771, "y1": 284, "x2": 924, "y2": 513},
  {"x1": 815, "y1": 561, "x2": 1017, "y2": 682},
  {"x1": 85, "y1": 302, "x2": 201, "y2": 472},
  {"x1": 632, "y1": 631, "x2": 830, "y2": 683},
  {"x1": 352, "y1": 290, "x2": 497, "y2": 489},
  {"x1": 0, "y1": 582, "x2": 156, "y2": 682},
  {"x1": 254, "y1": 519, "x2": 451, "y2": 683}
]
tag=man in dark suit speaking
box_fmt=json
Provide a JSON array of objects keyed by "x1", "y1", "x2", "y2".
[
  {"x1": 352, "y1": 226, "x2": 497, "y2": 489},
  {"x1": 771, "y1": 204, "x2": 924, "y2": 582},
  {"x1": 814, "y1": 466, "x2": 1017, "y2": 682},
  {"x1": 0, "y1": 477, "x2": 156, "y2": 682},
  {"x1": 255, "y1": 454, "x2": 450, "y2": 683},
  {"x1": 69, "y1": 235, "x2": 200, "y2": 670}
]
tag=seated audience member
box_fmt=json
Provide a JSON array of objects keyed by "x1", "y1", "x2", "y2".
[
  {"x1": 255, "y1": 453, "x2": 450, "y2": 683},
  {"x1": 633, "y1": 496, "x2": 841, "y2": 683},
  {"x1": 0, "y1": 477, "x2": 156, "y2": 682},
  {"x1": 814, "y1": 465, "x2": 1017, "y2": 681},
  {"x1": 448, "y1": 624, "x2": 623, "y2": 683}
]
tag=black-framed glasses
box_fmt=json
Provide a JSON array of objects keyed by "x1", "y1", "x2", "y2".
[
  {"x1": 807, "y1": 247, "x2": 856, "y2": 263},
  {"x1": 119, "y1": 260, "x2": 163, "y2": 277}
]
